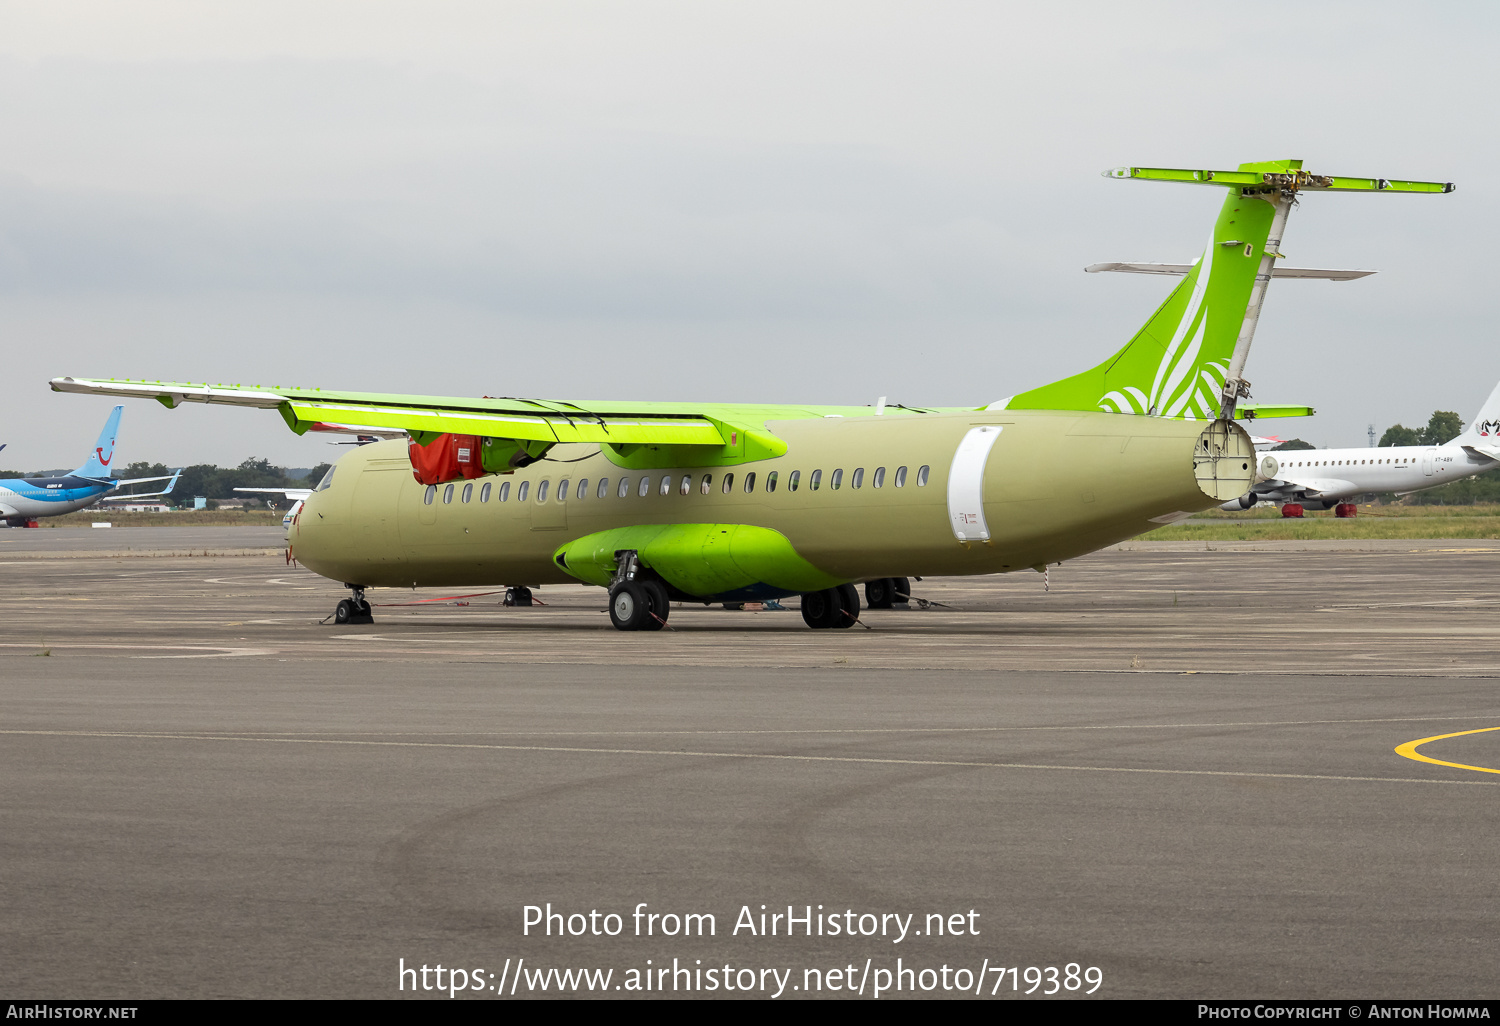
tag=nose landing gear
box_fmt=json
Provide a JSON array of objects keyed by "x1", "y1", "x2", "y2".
[{"x1": 333, "y1": 584, "x2": 374, "y2": 625}]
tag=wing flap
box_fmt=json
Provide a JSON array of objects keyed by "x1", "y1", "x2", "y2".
[{"x1": 52, "y1": 377, "x2": 728, "y2": 448}]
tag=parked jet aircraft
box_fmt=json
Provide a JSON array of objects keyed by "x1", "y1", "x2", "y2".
[
  {"x1": 0, "y1": 407, "x2": 179, "y2": 526},
  {"x1": 1222, "y1": 379, "x2": 1500, "y2": 516},
  {"x1": 52, "y1": 160, "x2": 1452, "y2": 626},
  {"x1": 233, "y1": 487, "x2": 313, "y2": 530}
]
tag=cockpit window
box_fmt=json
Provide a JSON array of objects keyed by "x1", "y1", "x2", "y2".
[{"x1": 314, "y1": 466, "x2": 336, "y2": 492}]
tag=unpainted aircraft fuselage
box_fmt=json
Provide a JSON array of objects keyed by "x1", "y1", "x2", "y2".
[{"x1": 292, "y1": 409, "x2": 1250, "y2": 596}]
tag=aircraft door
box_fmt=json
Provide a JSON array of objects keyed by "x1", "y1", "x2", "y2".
[
  {"x1": 530, "y1": 477, "x2": 567, "y2": 531},
  {"x1": 947, "y1": 426, "x2": 1003, "y2": 542},
  {"x1": 1422, "y1": 449, "x2": 1434, "y2": 477}
]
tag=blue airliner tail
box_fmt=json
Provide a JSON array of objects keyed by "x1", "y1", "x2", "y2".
[{"x1": 72, "y1": 406, "x2": 124, "y2": 480}]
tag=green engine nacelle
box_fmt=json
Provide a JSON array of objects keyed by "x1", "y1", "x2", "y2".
[{"x1": 552, "y1": 523, "x2": 845, "y2": 602}]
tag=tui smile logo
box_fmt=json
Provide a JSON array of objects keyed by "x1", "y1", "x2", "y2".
[{"x1": 97, "y1": 438, "x2": 114, "y2": 465}]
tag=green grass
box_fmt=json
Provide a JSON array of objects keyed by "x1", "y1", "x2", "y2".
[{"x1": 1147, "y1": 503, "x2": 1500, "y2": 540}]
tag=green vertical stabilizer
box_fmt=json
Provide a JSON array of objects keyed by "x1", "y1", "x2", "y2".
[{"x1": 997, "y1": 160, "x2": 1452, "y2": 420}]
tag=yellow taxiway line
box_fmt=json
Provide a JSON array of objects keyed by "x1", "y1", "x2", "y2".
[{"x1": 1395, "y1": 726, "x2": 1500, "y2": 776}]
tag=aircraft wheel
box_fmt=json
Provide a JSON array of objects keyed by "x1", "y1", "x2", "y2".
[
  {"x1": 864, "y1": 578, "x2": 893, "y2": 609},
  {"x1": 832, "y1": 583, "x2": 860, "y2": 628},
  {"x1": 334, "y1": 597, "x2": 374, "y2": 625},
  {"x1": 1334, "y1": 503, "x2": 1358, "y2": 518},
  {"x1": 609, "y1": 581, "x2": 652, "y2": 631},
  {"x1": 890, "y1": 577, "x2": 911, "y2": 605},
  {"x1": 800, "y1": 589, "x2": 840, "y2": 629},
  {"x1": 1281, "y1": 503, "x2": 1305, "y2": 519},
  {"x1": 641, "y1": 579, "x2": 670, "y2": 630}
]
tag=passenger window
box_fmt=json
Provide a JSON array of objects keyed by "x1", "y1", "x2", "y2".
[
  {"x1": 598, "y1": 478, "x2": 609, "y2": 499},
  {"x1": 660, "y1": 477, "x2": 672, "y2": 496},
  {"x1": 639, "y1": 477, "x2": 651, "y2": 497},
  {"x1": 894, "y1": 466, "x2": 908, "y2": 487},
  {"x1": 479, "y1": 482, "x2": 491, "y2": 503},
  {"x1": 851, "y1": 468, "x2": 864, "y2": 489},
  {"x1": 680, "y1": 474, "x2": 691, "y2": 496},
  {"x1": 577, "y1": 479, "x2": 588, "y2": 500},
  {"x1": 442, "y1": 483, "x2": 454, "y2": 504},
  {"x1": 830, "y1": 469, "x2": 843, "y2": 490},
  {"x1": 537, "y1": 480, "x2": 550, "y2": 503},
  {"x1": 424, "y1": 485, "x2": 436, "y2": 505},
  {"x1": 498, "y1": 481, "x2": 511, "y2": 502},
  {"x1": 558, "y1": 478, "x2": 569, "y2": 500},
  {"x1": 745, "y1": 472, "x2": 756, "y2": 493},
  {"x1": 461, "y1": 482, "x2": 473, "y2": 503},
  {"x1": 810, "y1": 469, "x2": 822, "y2": 491},
  {"x1": 722, "y1": 472, "x2": 734, "y2": 493},
  {"x1": 767, "y1": 471, "x2": 778, "y2": 493},
  {"x1": 517, "y1": 480, "x2": 530, "y2": 502},
  {"x1": 873, "y1": 467, "x2": 885, "y2": 488},
  {"x1": 618, "y1": 478, "x2": 630, "y2": 498},
  {"x1": 701, "y1": 474, "x2": 713, "y2": 494},
  {"x1": 917, "y1": 465, "x2": 930, "y2": 486},
  {"x1": 788, "y1": 470, "x2": 800, "y2": 492}
]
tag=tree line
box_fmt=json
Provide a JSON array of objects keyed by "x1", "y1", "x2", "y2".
[{"x1": 112, "y1": 458, "x2": 332, "y2": 506}]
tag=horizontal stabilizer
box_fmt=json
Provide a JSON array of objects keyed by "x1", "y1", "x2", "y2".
[
  {"x1": 1086, "y1": 262, "x2": 1375, "y2": 281},
  {"x1": 1234, "y1": 404, "x2": 1315, "y2": 420},
  {"x1": 1461, "y1": 445, "x2": 1500, "y2": 463},
  {"x1": 1104, "y1": 166, "x2": 1455, "y2": 194}
]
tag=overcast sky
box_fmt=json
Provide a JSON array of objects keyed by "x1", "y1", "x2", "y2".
[{"x1": 1, "y1": 1, "x2": 1494, "y2": 468}]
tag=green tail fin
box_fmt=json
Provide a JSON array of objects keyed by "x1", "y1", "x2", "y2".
[{"x1": 999, "y1": 160, "x2": 1297, "y2": 419}]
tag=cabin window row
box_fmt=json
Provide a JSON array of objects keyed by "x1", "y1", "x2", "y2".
[
  {"x1": 1288, "y1": 457, "x2": 1417, "y2": 467},
  {"x1": 421, "y1": 465, "x2": 932, "y2": 505}
]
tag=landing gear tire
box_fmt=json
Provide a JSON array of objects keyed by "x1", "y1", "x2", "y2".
[
  {"x1": 802, "y1": 586, "x2": 860, "y2": 629},
  {"x1": 890, "y1": 577, "x2": 911, "y2": 605},
  {"x1": 1334, "y1": 502, "x2": 1358, "y2": 518},
  {"x1": 832, "y1": 583, "x2": 860, "y2": 628},
  {"x1": 334, "y1": 598, "x2": 373, "y2": 625},
  {"x1": 504, "y1": 586, "x2": 533, "y2": 607},
  {"x1": 864, "y1": 578, "x2": 893, "y2": 609},
  {"x1": 609, "y1": 581, "x2": 652, "y2": 631},
  {"x1": 800, "y1": 589, "x2": 840, "y2": 629},
  {"x1": 1281, "y1": 503, "x2": 1305, "y2": 519},
  {"x1": 641, "y1": 579, "x2": 670, "y2": 630}
]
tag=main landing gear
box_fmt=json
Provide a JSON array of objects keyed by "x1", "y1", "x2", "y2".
[
  {"x1": 607, "y1": 551, "x2": 670, "y2": 631},
  {"x1": 334, "y1": 584, "x2": 374, "y2": 625},
  {"x1": 800, "y1": 584, "x2": 861, "y2": 629},
  {"x1": 863, "y1": 577, "x2": 911, "y2": 610}
]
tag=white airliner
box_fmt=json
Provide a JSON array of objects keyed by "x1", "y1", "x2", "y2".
[
  {"x1": 1223, "y1": 379, "x2": 1500, "y2": 515},
  {"x1": 233, "y1": 487, "x2": 313, "y2": 529}
]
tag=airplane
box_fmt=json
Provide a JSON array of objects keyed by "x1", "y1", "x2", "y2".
[
  {"x1": 50, "y1": 160, "x2": 1453, "y2": 627},
  {"x1": 233, "y1": 487, "x2": 313, "y2": 530},
  {"x1": 1221, "y1": 378, "x2": 1500, "y2": 517},
  {"x1": 0, "y1": 407, "x2": 180, "y2": 527}
]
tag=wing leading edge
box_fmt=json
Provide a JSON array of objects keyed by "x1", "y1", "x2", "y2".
[{"x1": 49, "y1": 377, "x2": 821, "y2": 470}]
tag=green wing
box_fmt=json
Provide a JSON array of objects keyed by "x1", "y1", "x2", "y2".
[{"x1": 50, "y1": 376, "x2": 939, "y2": 469}]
